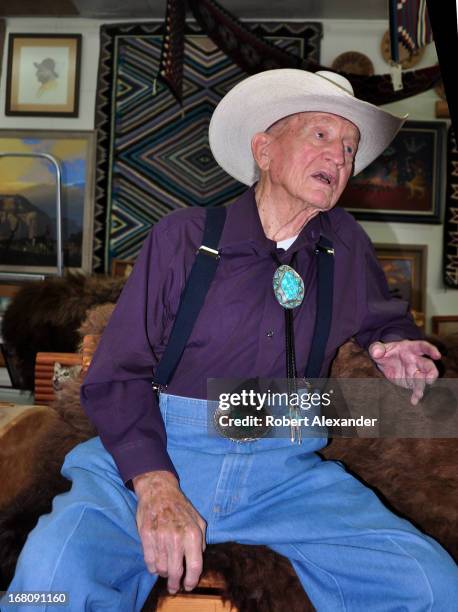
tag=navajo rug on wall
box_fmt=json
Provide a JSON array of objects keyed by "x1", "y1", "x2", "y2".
[{"x1": 93, "y1": 22, "x2": 322, "y2": 272}]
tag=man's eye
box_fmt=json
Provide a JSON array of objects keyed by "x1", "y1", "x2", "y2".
[
  {"x1": 345, "y1": 145, "x2": 354, "y2": 154},
  {"x1": 316, "y1": 131, "x2": 325, "y2": 139}
]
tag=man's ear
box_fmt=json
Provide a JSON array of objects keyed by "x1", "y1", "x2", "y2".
[{"x1": 251, "y1": 132, "x2": 273, "y2": 171}]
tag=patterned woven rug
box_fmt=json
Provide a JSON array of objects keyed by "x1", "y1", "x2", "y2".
[
  {"x1": 443, "y1": 127, "x2": 458, "y2": 288},
  {"x1": 93, "y1": 21, "x2": 322, "y2": 272}
]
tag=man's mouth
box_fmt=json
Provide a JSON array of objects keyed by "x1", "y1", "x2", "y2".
[{"x1": 311, "y1": 171, "x2": 335, "y2": 186}]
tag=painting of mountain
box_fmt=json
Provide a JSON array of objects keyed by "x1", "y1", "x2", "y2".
[{"x1": 0, "y1": 130, "x2": 96, "y2": 273}]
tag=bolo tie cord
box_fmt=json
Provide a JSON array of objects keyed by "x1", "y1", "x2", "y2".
[{"x1": 272, "y1": 250, "x2": 301, "y2": 442}]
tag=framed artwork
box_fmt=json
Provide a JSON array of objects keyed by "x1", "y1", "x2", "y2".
[
  {"x1": 111, "y1": 259, "x2": 135, "y2": 279},
  {"x1": 0, "y1": 130, "x2": 96, "y2": 275},
  {"x1": 5, "y1": 34, "x2": 81, "y2": 117},
  {"x1": 341, "y1": 121, "x2": 446, "y2": 223},
  {"x1": 431, "y1": 316, "x2": 458, "y2": 336},
  {"x1": 0, "y1": 21, "x2": 5, "y2": 81},
  {"x1": 375, "y1": 243, "x2": 427, "y2": 328}
]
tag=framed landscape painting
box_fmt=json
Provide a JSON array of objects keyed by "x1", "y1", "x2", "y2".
[
  {"x1": 0, "y1": 130, "x2": 96, "y2": 275},
  {"x1": 341, "y1": 121, "x2": 446, "y2": 223}
]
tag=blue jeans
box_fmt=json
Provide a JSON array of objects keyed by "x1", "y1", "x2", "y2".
[{"x1": 5, "y1": 393, "x2": 458, "y2": 611}]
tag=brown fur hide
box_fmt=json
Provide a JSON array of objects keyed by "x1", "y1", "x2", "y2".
[
  {"x1": 1, "y1": 274, "x2": 125, "y2": 390},
  {"x1": 1, "y1": 302, "x2": 457, "y2": 611},
  {"x1": 0, "y1": 408, "x2": 58, "y2": 507},
  {"x1": 323, "y1": 339, "x2": 458, "y2": 560}
]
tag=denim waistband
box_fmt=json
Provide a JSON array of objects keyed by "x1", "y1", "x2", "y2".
[
  {"x1": 159, "y1": 392, "x2": 328, "y2": 455},
  {"x1": 159, "y1": 393, "x2": 214, "y2": 426}
]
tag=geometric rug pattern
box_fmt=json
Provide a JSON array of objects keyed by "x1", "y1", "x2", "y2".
[{"x1": 93, "y1": 21, "x2": 322, "y2": 271}]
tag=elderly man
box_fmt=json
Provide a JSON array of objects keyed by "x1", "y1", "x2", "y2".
[{"x1": 7, "y1": 70, "x2": 458, "y2": 611}]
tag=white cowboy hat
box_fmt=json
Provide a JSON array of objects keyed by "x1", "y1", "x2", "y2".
[{"x1": 209, "y1": 69, "x2": 407, "y2": 184}]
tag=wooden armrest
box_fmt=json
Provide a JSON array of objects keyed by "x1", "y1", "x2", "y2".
[
  {"x1": 82, "y1": 334, "x2": 101, "y2": 375},
  {"x1": 32, "y1": 334, "x2": 102, "y2": 405},
  {"x1": 196, "y1": 573, "x2": 227, "y2": 590}
]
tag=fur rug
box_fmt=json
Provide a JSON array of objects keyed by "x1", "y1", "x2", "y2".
[
  {"x1": 1, "y1": 302, "x2": 457, "y2": 610},
  {"x1": 0, "y1": 408, "x2": 59, "y2": 507},
  {"x1": 322, "y1": 340, "x2": 458, "y2": 559},
  {"x1": 1, "y1": 274, "x2": 125, "y2": 390}
]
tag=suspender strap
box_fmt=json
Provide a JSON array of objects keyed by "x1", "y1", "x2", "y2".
[
  {"x1": 153, "y1": 207, "x2": 226, "y2": 388},
  {"x1": 304, "y1": 235, "x2": 335, "y2": 379}
]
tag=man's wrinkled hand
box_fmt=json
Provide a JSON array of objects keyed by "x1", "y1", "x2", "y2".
[
  {"x1": 368, "y1": 339, "x2": 441, "y2": 405},
  {"x1": 133, "y1": 471, "x2": 207, "y2": 595}
]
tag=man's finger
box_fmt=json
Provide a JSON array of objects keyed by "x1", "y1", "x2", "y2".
[
  {"x1": 368, "y1": 341, "x2": 386, "y2": 360},
  {"x1": 154, "y1": 535, "x2": 169, "y2": 578},
  {"x1": 405, "y1": 363, "x2": 426, "y2": 405},
  {"x1": 411, "y1": 340, "x2": 442, "y2": 359},
  {"x1": 166, "y1": 538, "x2": 185, "y2": 594},
  {"x1": 410, "y1": 357, "x2": 439, "y2": 385},
  {"x1": 410, "y1": 372, "x2": 426, "y2": 406},
  {"x1": 138, "y1": 518, "x2": 159, "y2": 574},
  {"x1": 183, "y1": 532, "x2": 204, "y2": 591},
  {"x1": 419, "y1": 359, "x2": 439, "y2": 385}
]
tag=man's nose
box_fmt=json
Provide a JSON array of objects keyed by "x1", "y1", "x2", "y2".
[{"x1": 324, "y1": 140, "x2": 345, "y2": 165}]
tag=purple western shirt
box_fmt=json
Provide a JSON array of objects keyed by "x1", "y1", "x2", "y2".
[{"x1": 80, "y1": 187, "x2": 421, "y2": 484}]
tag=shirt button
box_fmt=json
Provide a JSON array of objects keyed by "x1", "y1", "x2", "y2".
[{"x1": 266, "y1": 330, "x2": 274, "y2": 337}]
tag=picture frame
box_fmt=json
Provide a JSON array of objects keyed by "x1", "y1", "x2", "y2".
[
  {"x1": 5, "y1": 33, "x2": 81, "y2": 117},
  {"x1": 341, "y1": 121, "x2": 446, "y2": 223},
  {"x1": 431, "y1": 316, "x2": 458, "y2": 336},
  {"x1": 0, "y1": 129, "x2": 96, "y2": 275},
  {"x1": 0, "y1": 20, "x2": 5, "y2": 81},
  {"x1": 0, "y1": 283, "x2": 21, "y2": 369},
  {"x1": 374, "y1": 243, "x2": 427, "y2": 328}
]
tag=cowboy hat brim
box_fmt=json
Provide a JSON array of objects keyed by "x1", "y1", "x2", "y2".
[{"x1": 209, "y1": 69, "x2": 407, "y2": 184}]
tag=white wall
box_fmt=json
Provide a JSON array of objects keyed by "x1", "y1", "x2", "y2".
[
  {"x1": 0, "y1": 18, "x2": 101, "y2": 130},
  {"x1": 0, "y1": 17, "x2": 454, "y2": 330}
]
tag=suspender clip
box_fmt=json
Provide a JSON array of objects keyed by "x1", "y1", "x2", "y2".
[
  {"x1": 315, "y1": 245, "x2": 335, "y2": 256},
  {"x1": 197, "y1": 245, "x2": 220, "y2": 259},
  {"x1": 152, "y1": 382, "x2": 167, "y2": 393}
]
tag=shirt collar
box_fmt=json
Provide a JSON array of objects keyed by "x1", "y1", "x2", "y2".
[
  {"x1": 219, "y1": 186, "x2": 351, "y2": 254},
  {"x1": 219, "y1": 186, "x2": 275, "y2": 253}
]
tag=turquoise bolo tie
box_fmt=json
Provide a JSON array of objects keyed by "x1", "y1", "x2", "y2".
[
  {"x1": 272, "y1": 253, "x2": 305, "y2": 442},
  {"x1": 273, "y1": 265, "x2": 305, "y2": 309}
]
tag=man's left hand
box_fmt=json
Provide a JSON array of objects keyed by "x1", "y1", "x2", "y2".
[{"x1": 368, "y1": 339, "x2": 441, "y2": 405}]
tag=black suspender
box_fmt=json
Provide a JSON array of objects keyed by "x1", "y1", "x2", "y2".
[
  {"x1": 152, "y1": 208, "x2": 335, "y2": 390},
  {"x1": 153, "y1": 207, "x2": 226, "y2": 389},
  {"x1": 305, "y1": 236, "x2": 335, "y2": 379}
]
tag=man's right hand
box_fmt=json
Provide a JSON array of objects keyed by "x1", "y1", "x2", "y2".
[{"x1": 133, "y1": 471, "x2": 207, "y2": 595}]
